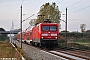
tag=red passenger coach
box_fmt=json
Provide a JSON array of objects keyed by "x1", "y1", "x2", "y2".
[
  {"x1": 25, "y1": 30, "x2": 32, "y2": 44},
  {"x1": 32, "y1": 22, "x2": 59, "y2": 47},
  {"x1": 17, "y1": 32, "x2": 26, "y2": 42},
  {"x1": 17, "y1": 32, "x2": 20, "y2": 41},
  {"x1": 22, "y1": 32, "x2": 26, "y2": 42},
  {"x1": 17, "y1": 29, "x2": 32, "y2": 44}
]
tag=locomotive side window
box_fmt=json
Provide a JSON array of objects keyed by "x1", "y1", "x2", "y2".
[
  {"x1": 42, "y1": 26, "x2": 49, "y2": 31},
  {"x1": 50, "y1": 26, "x2": 56, "y2": 31}
]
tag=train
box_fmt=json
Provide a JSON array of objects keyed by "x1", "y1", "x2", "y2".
[{"x1": 17, "y1": 20, "x2": 59, "y2": 48}]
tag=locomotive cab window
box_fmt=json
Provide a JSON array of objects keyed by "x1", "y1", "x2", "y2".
[
  {"x1": 50, "y1": 26, "x2": 56, "y2": 31},
  {"x1": 42, "y1": 26, "x2": 49, "y2": 31}
]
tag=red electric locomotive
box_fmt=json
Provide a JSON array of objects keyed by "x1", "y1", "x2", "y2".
[
  {"x1": 32, "y1": 21, "x2": 59, "y2": 47},
  {"x1": 17, "y1": 20, "x2": 59, "y2": 48}
]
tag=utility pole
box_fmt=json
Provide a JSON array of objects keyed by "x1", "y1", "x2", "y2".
[
  {"x1": 10, "y1": 21, "x2": 14, "y2": 43},
  {"x1": 11, "y1": 21, "x2": 14, "y2": 43},
  {"x1": 20, "y1": 5, "x2": 22, "y2": 49},
  {"x1": 65, "y1": 7, "x2": 67, "y2": 46}
]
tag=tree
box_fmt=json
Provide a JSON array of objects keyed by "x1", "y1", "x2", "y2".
[
  {"x1": 86, "y1": 30, "x2": 90, "y2": 33},
  {"x1": 29, "y1": 2, "x2": 61, "y2": 27},
  {"x1": 29, "y1": 19, "x2": 36, "y2": 26},
  {"x1": 0, "y1": 28, "x2": 7, "y2": 40},
  {"x1": 0, "y1": 28, "x2": 5, "y2": 31},
  {"x1": 80, "y1": 24, "x2": 86, "y2": 33}
]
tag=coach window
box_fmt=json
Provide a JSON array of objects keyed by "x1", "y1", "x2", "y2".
[
  {"x1": 50, "y1": 26, "x2": 56, "y2": 31},
  {"x1": 42, "y1": 26, "x2": 49, "y2": 31}
]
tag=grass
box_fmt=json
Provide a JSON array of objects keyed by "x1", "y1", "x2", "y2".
[
  {"x1": 74, "y1": 39, "x2": 90, "y2": 46},
  {"x1": 67, "y1": 39, "x2": 90, "y2": 50},
  {"x1": 0, "y1": 40, "x2": 32, "y2": 60},
  {"x1": 59, "y1": 39, "x2": 90, "y2": 50},
  {"x1": 75, "y1": 39, "x2": 90, "y2": 43},
  {"x1": 0, "y1": 41, "x2": 22, "y2": 60}
]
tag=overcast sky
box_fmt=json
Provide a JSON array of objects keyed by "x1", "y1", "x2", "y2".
[{"x1": 0, "y1": 0, "x2": 90, "y2": 32}]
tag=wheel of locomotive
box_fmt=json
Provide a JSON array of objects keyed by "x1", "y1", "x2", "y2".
[
  {"x1": 24, "y1": 41, "x2": 26, "y2": 43},
  {"x1": 30, "y1": 41, "x2": 32, "y2": 45},
  {"x1": 32, "y1": 42, "x2": 35, "y2": 46}
]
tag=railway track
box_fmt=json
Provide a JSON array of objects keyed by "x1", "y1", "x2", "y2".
[
  {"x1": 42, "y1": 47, "x2": 89, "y2": 60},
  {"x1": 66, "y1": 50, "x2": 90, "y2": 57},
  {"x1": 53, "y1": 50, "x2": 90, "y2": 60},
  {"x1": 39, "y1": 46, "x2": 90, "y2": 60},
  {"x1": 15, "y1": 40, "x2": 90, "y2": 60},
  {"x1": 28, "y1": 44, "x2": 90, "y2": 60},
  {"x1": 49, "y1": 51, "x2": 87, "y2": 60}
]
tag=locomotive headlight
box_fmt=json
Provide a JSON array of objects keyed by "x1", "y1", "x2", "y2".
[
  {"x1": 55, "y1": 37, "x2": 57, "y2": 39},
  {"x1": 42, "y1": 37, "x2": 43, "y2": 39}
]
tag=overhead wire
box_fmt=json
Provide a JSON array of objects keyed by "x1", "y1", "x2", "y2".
[
  {"x1": 69, "y1": 5, "x2": 90, "y2": 15},
  {"x1": 61, "y1": 0, "x2": 84, "y2": 12},
  {"x1": 60, "y1": 0, "x2": 90, "y2": 18},
  {"x1": 38, "y1": 0, "x2": 63, "y2": 16},
  {"x1": 13, "y1": 0, "x2": 25, "y2": 29},
  {"x1": 68, "y1": 0, "x2": 90, "y2": 10},
  {"x1": 68, "y1": 0, "x2": 90, "y2": 15},
  {"x1": 14, "y1": 0, "x2": 25, "y2": 21},
  {"x1": 57, "y1": 0, "x2": 64, "y2": 4},
  {"x1": 67, "y1": 0, "x2": 84, "y2": 8},
  {"x1": 22, "y1": 14, "x2": 35, "y2": 22},
  {"x1": 57, "y1": 0, "x2": 90, "y2": 20},
  {"x1": 13, "y1": 9, "x2": 20, "y2": 21},
  {"x1": 42, "y1": 0, "x2": 64, "y2": 19}
]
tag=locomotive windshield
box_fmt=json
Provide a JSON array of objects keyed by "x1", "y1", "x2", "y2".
[
  {"x1": 42, "y1": 26, "x2": 56, "y2": 31},
  {"x1": 42, "y1": 26, "x2": 49, "y2": 31},
  {"x1": 50, "y1": 26, "x2": 56, "y2": 31}
]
